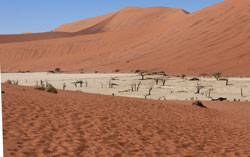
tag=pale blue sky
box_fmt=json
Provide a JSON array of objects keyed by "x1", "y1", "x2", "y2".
[{"x1": 0, "y1": 0, "x2": 224, "y2": 34}]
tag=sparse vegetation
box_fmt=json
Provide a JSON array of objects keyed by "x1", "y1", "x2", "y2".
[
  {"x1": 135, "y1": 70, "x2": 141, "y2": 73},
  {"x1": 192, "y1": 100, "x2": 207, "y2": 108},
  {"x1": 79, "y1": 69, "x2": 84, "y2": 74},
  {"x1": 114, "y1": 69, "x2": 120, "y2": 73},
  {"x1": 195, "y1": 82, "x2": 205, "y2": 94},
  {"x1": 213, "y1": 72, "x2": 222, "y2": 80},
  {"x1": 199, "y1": 73, "x2": 209, "y2": 77},
  {"x1": 55, "y1": 68, "x2": 61, "y2": 73},
  {"x1": 5, "y1": 80, "x2": 12, "y2": 84},
  {"x1": 46, "y1": 84, "x2": 57, "y2": 93},
  {"x1": 34, "y1": 82, "x2": 57, "y2": 93},
  {"x1": 5, "y1": 80, "x2": 18, "y2": 85},
  {"x1": 181, "y1": 74, "x2": 186, "y2": 79}
]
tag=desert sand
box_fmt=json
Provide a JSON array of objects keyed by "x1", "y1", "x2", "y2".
[
  {"x1": 2, "y1": 72, "x2": 250, "y2": 102},
  {"x1": 1, "y1": 0, "x2": 250, "y2": 156},
  {"x1": 2, "y1": 84, "x2": 250, "y2": 156},
  {"x1": 0, "y1": 0, "x2": 250, "y2": 75}
]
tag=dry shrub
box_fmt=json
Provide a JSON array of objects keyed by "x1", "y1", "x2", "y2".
[
  {"x1": 34, "y1": 85, "x2": 45, "y2": 90},
  {"x1": 192, "y1": 100, "x2": 207, "y2": 108},
  {"x1": 46, "y1": 84, "x2": 57, "y2": 94},
  {"x1": 5, "y1": 80, "x2": 12, "y2": 84}
]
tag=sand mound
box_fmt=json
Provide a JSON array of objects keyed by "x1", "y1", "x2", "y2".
[{"x1": 2, "y1": 84, "x2": 250, "y2": 156}]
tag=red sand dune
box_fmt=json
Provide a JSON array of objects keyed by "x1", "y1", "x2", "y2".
[
  {"x1": 2, "y1": 84, "x2": 250, "y2": 156},
  {"x1": 0, "y1": 0, "x2": 250, "y2": 76},
  {"x1": 53, "y1": 7, "x2": 188, "y2": 33},
  {"x1": 0, "y1": 7, "x2": 186, "y2": 44}
]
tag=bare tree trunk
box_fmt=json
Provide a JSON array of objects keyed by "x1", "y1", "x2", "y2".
[
  {"x1": 63, "y1": 83, "x2": 66, "y2": 90},
  {"x1": 148, "y1": 87, "x2": 153, "y2": 95},
  {"x1": 85, "y1": 81, "x2": 88, "y2": 87},
  {"x1": 162, "y1": 79, "x2": 166, "y2": 86},
  {"x1": 136, "y1": 81, "x2": 141, "y2": 91},
  {"x1": 226, "y1": 79, "x2": 229, "y2": 86},
  {"x1": 141, "y1": 73, "x2": 144, "y2": 80}
]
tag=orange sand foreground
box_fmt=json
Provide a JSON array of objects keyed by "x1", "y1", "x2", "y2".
[{"x1": 2, "y1": 84, "x2": 250, "y2": 156}]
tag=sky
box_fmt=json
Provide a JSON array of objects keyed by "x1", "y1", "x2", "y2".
[{"x1": 0, "y1": 0, "x2": 224, "y2": 34}]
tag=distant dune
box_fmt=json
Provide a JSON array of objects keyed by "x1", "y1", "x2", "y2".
[
  {"x1": 3, "y1": 84, "x2": 250, "y2": 156},
  {"x1": 53, "y1": 7, "x2": 188, "y2": 33},
  {"x1": 0, "y1": 0, "x2": 250, "y2": 76},
  {"x1": 21, "y1": 32, "x2": 32, "y2": 34}
]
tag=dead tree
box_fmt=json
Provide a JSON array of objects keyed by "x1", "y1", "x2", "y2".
[
  {"x1": 111, "y1": 83, "x2": 118, "y2": 88},
  {"x1": 140, "y1": 72, "x2": 145, "y2": 80},
  {"x1": 208, "y1": 89, "x2": 213, "y2": 98},
  {"x1": 162, "y1": 78, "x2": 166, "y2": 86},
  {"x1": 241, "y1": 88, "x2": 243, "y2": 97},
  {"x1": 163, "y1": 96, "x2": 166, "y2": 100},
  {"x1": 108, "y1": 80, "x2": 118, "y2": 88},
  {"x1": 136, "y1": 81, "x2": 141, "y2": 91},
  {"x1": 225, "y1": 79, "x2": 229, "y2": 86},
  {"x1": 85, "y1": 80, "x2": 88, "y2": 87},
  {"x1": 45, "y1": 80, "x2": 49, "y2": 88},
  {"x1": 13, "y1": 80, "x2": 19, "y2": 85},
  {"x1": 155, "y1": 78, "x2": 159, "y2": 85},
  {"x1": 63, "y1": 83, "x2": 66, "y2": 90},
  {"x1": 108, "y1": 80, "x2": 112, "y2": 88},
  {"x1": 73, "y1": 82, "x2": 77, "y2": 88},
  {"x1": 40, "y1": 80, "x2": 44, "y2": 87},
  {"x1": 131, "y1": 83, "x2": 136, "y2": 92},
  {"x1": 195, "y1": 82, "x2": 205, "y2": 94},
  {"x1": 76, "y1": 80, "x2": 84, "y2": 87},
  {"x1": 148, "y1": 86, "x2": 153, "y2": 95}
]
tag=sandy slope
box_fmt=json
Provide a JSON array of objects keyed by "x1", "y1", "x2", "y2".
[
  {"x1": 0, "y1": 0, "x2": 250, "y2": 76},
  {"x1": 2, "y1": 84, "x2": 250, "y2": 156}
]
